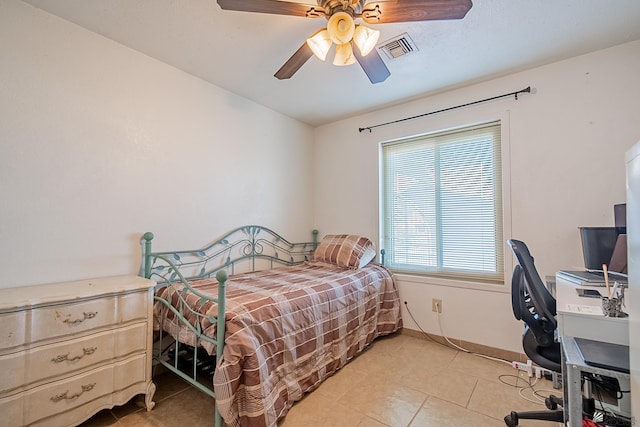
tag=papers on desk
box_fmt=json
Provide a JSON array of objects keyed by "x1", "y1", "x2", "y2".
[{"x1": 565, "y1": 304, "x2": 604, "y2": 315}]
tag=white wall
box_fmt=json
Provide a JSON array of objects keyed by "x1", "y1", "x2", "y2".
[
  {"x1": 626, "y1": 141, "x2": 640, "y2": 420},
  {"x1": 0, "y1": 1, "x2": 314, "y2": 288},
  {"x1": 313, "y1": 40, "x2": 640, "y2": 353}
]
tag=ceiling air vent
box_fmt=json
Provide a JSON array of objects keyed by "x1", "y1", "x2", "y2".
[{"x1": 377, "y1": 33, "x2": 418, "y2": 60}]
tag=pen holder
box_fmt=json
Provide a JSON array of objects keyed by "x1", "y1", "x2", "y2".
[{"x1": 601, "y1": 296, "x2": 623, "y2": 317}]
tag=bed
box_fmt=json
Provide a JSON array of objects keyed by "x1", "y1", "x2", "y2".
[{"x1": 140, "y1": 226, "x2": 402, "y2": 427}]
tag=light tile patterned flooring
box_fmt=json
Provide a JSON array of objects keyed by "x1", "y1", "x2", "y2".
[{"x1": 81, "y1": 333, "x2": 563, "y2": 427}]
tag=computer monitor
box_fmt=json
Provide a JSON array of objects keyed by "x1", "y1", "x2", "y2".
[
  {"x1": 610, "y1": 203, "x2": 628, "y2": 273},
  {"x1": 614, "y1": 203, "x2": 626, "y2": 233},
  {"x1": 579, "y1": 204, "x2": 628, "y2": 274},
  {"x1": 609, "y1": 235, "x2": 627, "y2": 274},
  {"x1": 579, "y1": 227, "x2": 621, "y2": 272}
]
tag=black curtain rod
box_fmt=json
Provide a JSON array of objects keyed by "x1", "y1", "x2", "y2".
[{"x1": 358, "y1": 86, "x2": 532, "y2": 133}]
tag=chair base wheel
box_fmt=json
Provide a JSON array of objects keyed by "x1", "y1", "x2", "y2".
[
  {"x1": 504, "y1": 411, "x2": 519, "y2": 427},
  {"x1": 545, "y1": 396, "x2": 558, "y2": 410}
]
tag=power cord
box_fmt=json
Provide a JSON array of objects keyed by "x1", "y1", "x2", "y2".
[
  {"x1": 404, "y1": 300, "x2": 511, "y2": 366},
  {"x1": 402, "y1": 300, "x2": 446, "y2": 344},
  {"x1": 582, "y1": 372, "x2": 632, "y2": 426},
  {"x1": 404, "y1": 300, "x2": 561, "y2": 407},
  {"x1": 497, "y1": 374, "x2": 553, "y2": 405},
  {"x1": 584, "y1": 372, "x2": 628, "y2": 400}
]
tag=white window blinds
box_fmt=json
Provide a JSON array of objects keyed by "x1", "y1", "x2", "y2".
[{"x1": 381, "y1": 121, "x2": 503, "y2": 282}]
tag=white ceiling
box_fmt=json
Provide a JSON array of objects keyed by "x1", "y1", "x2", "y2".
[{"x1": 23, "y1": 0, "x2": 640, "y2": 127}]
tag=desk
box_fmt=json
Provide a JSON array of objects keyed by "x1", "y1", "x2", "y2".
[
  {"x1": 556, "y1": 272, "x2": 632, "y2": 425},
  {"x1": 561, "y1": 336, "x2": 631, "y2": 427},
  {"x1": 556, "y1": 271, "x2": 629, "y2": 346}
]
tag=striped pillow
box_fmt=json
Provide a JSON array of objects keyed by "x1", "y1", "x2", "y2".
[{"x1": 312, "y1": 235, "x2": 376, "y2": 269}]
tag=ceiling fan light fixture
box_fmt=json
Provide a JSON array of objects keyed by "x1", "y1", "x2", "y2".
[
  {"x1": 220, "y1": 0, "x2": 473, "y2": 83},
  {"x1": 353, "y1": 25, "x2": 380, "y2": 56},
  {"x1": 306, "y1": 29, "x2": 332, "y2": 61},
  {"x1": 327, "y1": 11, "x2": 355, "y2": 45},
  {"x1": 333, "y1": 42, "x2": 356, "y2": 66}
]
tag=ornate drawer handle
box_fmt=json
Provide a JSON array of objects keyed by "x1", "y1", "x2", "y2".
[
  {"x1": 50, "y1": 383, "x2": 96, "y2": 402},
  {"x1": 63, "y1": 311, "x2": 98, "y2": 324},
  {"x1": 51, "y1": 347, "x2": 98, "y2": 363}
]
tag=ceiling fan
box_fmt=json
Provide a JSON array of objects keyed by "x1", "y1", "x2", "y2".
[{"x1": 217, "y1": 0, "x2": 473, "y2": 84}]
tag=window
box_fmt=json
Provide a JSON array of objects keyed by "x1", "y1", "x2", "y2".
[{"x1": 381, "y1": 121, "x2": 503, "y2": 283}]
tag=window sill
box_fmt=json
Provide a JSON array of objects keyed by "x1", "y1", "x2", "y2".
[{"x1": 391, "y1": 271, "x2": 508, "y2": 293}]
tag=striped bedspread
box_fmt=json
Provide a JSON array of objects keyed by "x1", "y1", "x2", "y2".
[{"x1": 155, "y1": 262, "x2": 402, "y2": 427}]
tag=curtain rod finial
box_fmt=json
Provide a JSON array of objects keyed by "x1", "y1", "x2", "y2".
[{"x1": 516, "y1": 86, "x2": 532, "y2": 100}]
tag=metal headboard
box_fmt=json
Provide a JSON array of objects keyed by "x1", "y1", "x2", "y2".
[{"x1": 140, "y1": 225, "x2": 319, "y2": 283}]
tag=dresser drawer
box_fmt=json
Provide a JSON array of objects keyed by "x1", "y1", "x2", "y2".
[
  {"x1": 28, "y1": 290, "x2": 149, "y2": 345},
  {"x1": 119, "y1": 290, "x2": 150, "y2": 322},
  {"x1": 0, "y1": 353, "x2": 148, "y2": 426},
  {"x1": 0, "y1": 310, "x2": 27, "y2": 350},
  {"x1": 29, "y1": 296, "x2": 117, "y2": 344},
  {"x1": 0, "y1": 322, "x2": 147, "y2": 394}
]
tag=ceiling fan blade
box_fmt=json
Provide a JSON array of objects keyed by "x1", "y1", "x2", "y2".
[
  {"x1": 274, "y1": 42, "x2": 314, "y2": 80},
  {"x1": 353, "y1": 44, "x2": 390, "y2": 84},
  {"x1": 361, "y1": 0, "x2": 472, "y2": 24},
  {"x1": 217, "y1": 0, "x2": 325, "y2": 17}
]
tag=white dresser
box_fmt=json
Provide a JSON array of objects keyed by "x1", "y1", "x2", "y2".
[{"x1": 0, "y1": 275, "x2": 156, "y2": 427}]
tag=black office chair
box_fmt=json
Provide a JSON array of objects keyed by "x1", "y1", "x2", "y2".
[{"x1": 504, "y1": 239, "x2": 564, "y2": 427}]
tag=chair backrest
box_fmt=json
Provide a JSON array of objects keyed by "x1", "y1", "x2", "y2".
[{"x1": 508, "y1": 239, "x2": 557, "y2": 347}]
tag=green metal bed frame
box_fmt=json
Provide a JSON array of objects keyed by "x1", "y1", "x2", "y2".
[{"x1": 139, "y1": 225, "x2": 318, "y2": 427}]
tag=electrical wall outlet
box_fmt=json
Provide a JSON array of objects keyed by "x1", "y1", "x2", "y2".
[{"x1": 432, "y1": 299, "x2": 442, "y2": 313}]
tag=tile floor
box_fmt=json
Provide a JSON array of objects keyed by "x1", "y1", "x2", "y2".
[{"x1": 80, "y1": 333, "x2": 563, "y2": 427}]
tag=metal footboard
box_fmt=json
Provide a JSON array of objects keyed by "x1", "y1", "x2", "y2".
[{"x1": 139, "y1": 226, "x2": 318, "y2": 427}]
